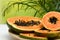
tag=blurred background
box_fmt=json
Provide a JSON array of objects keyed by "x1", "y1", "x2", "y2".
[{"x1": 0, "y1": 0, "x2": 60, "y2": 24}]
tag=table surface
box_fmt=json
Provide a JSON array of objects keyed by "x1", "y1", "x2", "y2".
[
  {"x1": 0, "y1": 24, "x2": 60, "y2": 40},
  {"x1": 0, "y1": 24, "x2": 18, "y2": 40}
]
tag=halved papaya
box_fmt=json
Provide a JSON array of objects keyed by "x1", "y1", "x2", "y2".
[
  {"x1": 19, "y1": 33, "x2": 48, "y2": 40},
  {"x1": 7, "y1": 16, "x2": 42, "y2": 33},
  {"x1": 35, "y1": 29, "x2": 60, "y2": 38},
  {"x1": 42, "y1": 11, "x2": 60, "y2": 30},
  {"x1": 9, "y1": 29, "x2": 47, "y2": 40}
]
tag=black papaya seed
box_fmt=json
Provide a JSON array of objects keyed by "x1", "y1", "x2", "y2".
[{"x1": 14, "y1": 20, "x2": 40, "y2": 26}]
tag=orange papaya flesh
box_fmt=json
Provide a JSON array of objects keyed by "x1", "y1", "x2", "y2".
[
  {"x1": 42, "y1": 11, "x2": 60, "y2": 30},
  {"x1": 7, "y1": 16, "x2": 43, "y2": 32}
]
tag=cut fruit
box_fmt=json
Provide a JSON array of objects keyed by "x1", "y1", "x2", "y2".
[
  {"x1": 35, "y1": 30, "x2": 60, "y2": 38},
  {"x1": 20, "y1": 33, "x2": 48, "y2": 40},
  {"x1": 9, "y1": 29, "x2": 47, "y2": 40},
  {"x1": 42, "y1": 11, "x2": 60, "y2": 30},
  {"x1": 7, "y1": 16, "x2": 43, "y2": 33}
]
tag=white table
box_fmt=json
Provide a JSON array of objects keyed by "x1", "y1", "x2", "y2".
[
  {"x1": 0, "y1": 24, "x2": 29, "y2": 40},
  {"x1": 0, "y1": 24, "x2": 17, "y2": 40}
]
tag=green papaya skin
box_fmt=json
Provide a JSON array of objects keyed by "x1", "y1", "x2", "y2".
[
  {"x1": 7, "y1": 23, "x2": 34, "y2": 34},
  {"x1": 34, "y1": 30, "x2": 60, "y2": 38},
  {"x1": 9, "y1": 29, "x2": 48, "y2": 40},
  {"x1": 19, "y1": 34, "x2": 48, "y2": 40},
  {"x1": 19, "y1": 33, "x2": 48, "y2": 40}
]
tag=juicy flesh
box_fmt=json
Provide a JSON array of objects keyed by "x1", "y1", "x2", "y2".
[
  {"x1": 7, "y1": 17, "x2": 42, "y2": 30},
  {"x1": 42, "y1": 11, "x2": 60, "y2": 30}
]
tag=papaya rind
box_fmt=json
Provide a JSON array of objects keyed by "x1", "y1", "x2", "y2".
[
  {"x1": 34, "y1": 30, "x2": 60, "y2": 38},
  {"x1": 9, "y1": 29, "x2": 48, "y2": 40},
  {"x1": 7, "y1": 16, "x2": 42, "y2": 31},
  {"x1": 7, "y1": 23, "x2": 34, "y2": 33},
  {"x1": 7, "y1": 23, "x2": 24, "y2": 33},
  {"x1": 19, "y1": 33, "x2": 48, "y2": 40}
]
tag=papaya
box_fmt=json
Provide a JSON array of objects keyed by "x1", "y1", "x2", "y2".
[
  {"x1": 35, "y1": 29, "x2": 60, "y2": 38},
  {"x1": 9, "y1": 29, "x2": 48, "y2": 40},
  {"x1": 42, "y1": 11, "x2": 60, "y2": 30},
  {"x1": 7, "y1": 16, "x2": 43, "y2": 33},
  {"x1": 19, "y1": 33, "x2": 48, "y2": 40}
]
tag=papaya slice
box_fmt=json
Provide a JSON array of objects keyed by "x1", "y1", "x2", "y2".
[
  {"x1": 42, "y1": 11, "x2": 60, "y2": 30},
  {"x1": 35, "y1": 29, "x2": 60, "y2": 38},
  {"x1": 9, "y1": 29, "x2": 47, "y2": 40},
  {"x1": 7, "y1": 16, "x2": 43, "y2": 32},
  {"x1": 19, "y1": 33, "x2": 48, "y2": 40}
]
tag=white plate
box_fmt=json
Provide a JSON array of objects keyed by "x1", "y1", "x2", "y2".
[{"x1": 0, "y1": 24, "x2": 60, "y2": 40}]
